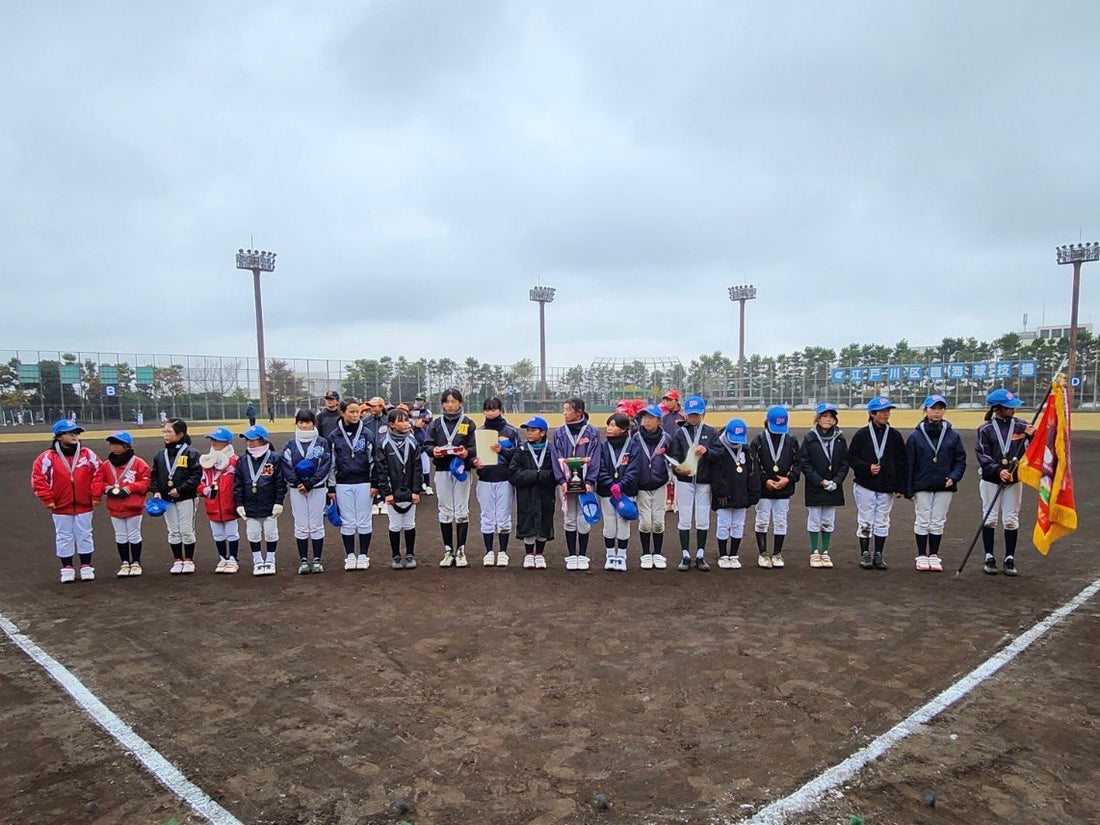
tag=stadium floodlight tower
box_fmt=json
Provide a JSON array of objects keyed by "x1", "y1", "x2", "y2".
[
  {"x1": 529, "y1": 284, "x2": 556, "y2": 407},
  {"x1": 728, "y1": 284, "x2": 757, "y2": 408},
  {"x1": 1056, "y1": 242, "x2": 1099, "y2": 395},
  {"x1": 236, "y1": 247, "x2": 277, "y2": 418}
]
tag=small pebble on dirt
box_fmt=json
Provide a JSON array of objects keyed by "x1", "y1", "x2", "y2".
[
  {"x1": 593, "y1": 792, "x2": 611, "y2": 810},
  {"x1": 84, "y1": 801, "x2": 98, "y2": 813},
  {"x1": 391, "y1": 797, "x2": 411, "y2": 815},
  {"x1": 925, "y1": 792, "x2": 938, "y2": 807}
]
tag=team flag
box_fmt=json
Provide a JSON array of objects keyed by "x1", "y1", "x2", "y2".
[{"x1": 1018, "y1": 376, "x2": 1077, "y2": 554}]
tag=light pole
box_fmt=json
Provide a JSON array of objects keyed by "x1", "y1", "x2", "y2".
[
  {"x1": 728, "y1": 284, "x2": 757, "y2": 408},
  {"x1": 529, "y1": 285, "x2": 556, "y2": 408},
  {"x1": 1055, "y1": 242, "x2": 1099, "y2": 401},
  {"x1": 236, "y1": 248, "x2": 277, "y2": 418}
]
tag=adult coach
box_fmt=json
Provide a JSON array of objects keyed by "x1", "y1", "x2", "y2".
[{"x1": 317, "y1": 390, "x2": 342, "y2": 440}]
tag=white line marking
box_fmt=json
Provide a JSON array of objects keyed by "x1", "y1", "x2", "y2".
[
  {"x1": 734, "y1": 575, "x2": 1100, "y2": 825},
  {"x1": 0, "y1": 612, "x2": 244, "y2": 825}
]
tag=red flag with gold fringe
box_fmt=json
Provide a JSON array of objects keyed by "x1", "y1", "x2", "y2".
[{"x1": 1018, "y1": 377, "x2": 1077, "y2": 554}]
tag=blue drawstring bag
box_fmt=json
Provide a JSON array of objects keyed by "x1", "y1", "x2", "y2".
[
  {"x1": 578, "y1": 490, "x2": 601, "y2": 525},
  {"x1": 145, "y1": 498, "x2": 170, "y2": 517},
  {"x1": 324, "y1": 501, "x2": 343, "y2": 527}
]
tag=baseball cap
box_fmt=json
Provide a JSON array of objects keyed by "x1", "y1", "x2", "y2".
[
  {"x1": 579, "y1": 491, "x2": 601, "y2": 524},
  {"x1": 922, "y1": 394, "x2": 948, "y2": 409},
  {"x1": 324, "y1": 390, "x2": 340, "y2": 401},
  {"x1": 205, "y1": 426, "x2": 234, "y2": 443},
  {"x1": 683, "y1": 395, "x2": 707, "y2": 415},
  {"x1": 52, "y1": 420, "x2": 84, "y2": 437},
  {"x1": 145, "y1": 498, "x2": 170, "y2": 517},
  {"x1": 239, "y1": 425, "x2": 270, "y2": 440},
  {"x1": 449, "y1": 456, "x2": 469, "y2": 482},
  {"x1": 867, "y1": 396, "x2": 897, "y2": 413},
  {"x1": 765, "y1": 405, "x2": 789, "y2": 435},
  {"x1": 521, "y1": 416, "x2": 549, "y2": 431},
  {"x1": 815, "y1": 402, "x2": 839, "y2": 417},
  {"x1": 662, "y1": 389, "x2": 682, "y2": 402},
  {"x1": 987, "y1": 388, "x2": 1022, "y2": 408},
  {"x1": 724, "y1": 418, "x2": 748, "y2": 444},
  {"x1": 105, "y1": 431, "x2": 133, "y2": 447},
  {"x1": 640, "y1": 404, "x2": 664, "y2": 419}
]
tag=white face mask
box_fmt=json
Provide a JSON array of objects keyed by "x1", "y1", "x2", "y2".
[
  {"x1": 247, "y1": 444, "x2": 270, "y2": 459},
  {"x1": 296, "y1": 427, "x2": 319, "y2": 442},
  {"x1": 200, "y1": 443, "x2": 233, "y2": 469}
]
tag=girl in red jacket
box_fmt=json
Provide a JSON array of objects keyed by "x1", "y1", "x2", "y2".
[
  {"x1": 91, "y1": 431, "x2": 151, "y2": 578},
  {"x1": 197, "y1": 427, "x2": 240, "y2": 574},
  {"x1": 31, "y1": 421, "x2": 102, "y2": 583}
]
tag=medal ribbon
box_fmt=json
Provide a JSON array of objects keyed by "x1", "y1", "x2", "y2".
[
  {"x1": 55, "y1": 444, "x2": 82, "y2": 478},
  {"x1": 813, "y1": 429, "x2": 837, "y2": 467},
  {"x1": 867, "y1": 422, "x2": 890, "y2": 463},
  {"x1": 720, "y1": 433, "x2": 745, "y2": 468},
  {"x1": 634, "y1": 430, "x2": 667, "y2": 462},
  {"x1": 385, "y1": 434, "x2": 414, "y2": 470},
  {"x1": 163, "y1": 444, "x2": 186, "y2": 481},
  {"x1": 918, "y1": 422, "x2": 947, "y2": 461},
  {"x1": 339, "y1": 420, "x2": 365, "y2": 454},
  {"x1": 439, "y1": 415, "x2": 461, "y2": 447},
  {"x1": 992, "y1": 417, "x2": 1015, "y2": 459},
  {"x1": 765, "y1": 432, "x2": 787, "y2": 469},
  {"x1": 111, "y1": 456, "x2": 136, "y2": 487},
  {"x1": 527, "y1": 442, "x2": 548, "y2": 470},
  {"x1": 607, "y1": 439, "x2": 629, "y2": 480},
  {"x1": 246, "y1": 450, "x2": 272, "y2": 490}
]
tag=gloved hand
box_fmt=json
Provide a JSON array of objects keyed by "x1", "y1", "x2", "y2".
[
  {"x1": 272, "y1": 504, "x2": 284, "y2": 517},
  {"x1": 610, "y1": 483, "x2": 622, "y2": 500},
  {"x1": 236, "y1": 506, "x2": 246, "y2": 519},
  {"x1": 824, "y1": 480, "x2": 837, "y2": 492}
]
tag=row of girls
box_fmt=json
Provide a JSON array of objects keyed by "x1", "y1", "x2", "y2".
[{"x1": 30, "y1": 386, "x2": 1034, "y2": 582}]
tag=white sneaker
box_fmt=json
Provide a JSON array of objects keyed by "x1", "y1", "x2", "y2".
[
  {"x1": 60, "y1": 566, "x2": 76, "y2": 583},
  {"x1": 355, "y1": 554, "x2": 370, "y2": 570},
  {"x1": 253, "y1": 563, "x2": 264, "y2": 577},
  {"x1": 440, "y1": 549, "x2": 454, "y2": 567},
  {"x1": 423, "y1": 486, "x2": 434, "y2": 496},
  {"x1": 116, "y1": 563, "x2": 131, "y2": 578},
  {"x1": 170, "y1": 560, "x2": 185, "y2": 575},
  {"x1": 604, "y1": 554, "x2": 615, "y2": 571},
  {"x1": 534, "y1": 554, "x2": 547, "y2": 569},
  {"x1": 652, "y1": 554, "x2": 668, "y2": 569},
  {"x1": 565, "y1": 555, "x2": 578, "y2": 570},
  {"x1": 79, "y1": 565, "x2": 95, "y2": 581},
  {"x1": 729, "y1": 555, "x2": 742, "y2": 569},
  {"x1": 130, "y1": 561, "x2": 144, "y2": 576},
  {"x1": 616, "y1": 556, "x2": 628, "y2": 572},
  {"x1": 523, "y1": 553, "x2": 536, "y2": 569},
  {"x1": 483, "y1": 551, "x2": 496, "y2": 567},
  {"x1": 771, "y1": 553, "x2": 785, "y2": 569},
  {"x1": 496, "y1": 551, "x2": 509, "y2": 567},
  {"x1": 344, "y1": 554, "x2": 357, "y2": 571},
  {"x1": 757, "y1": 554, "x2": 772, "y2": 569},
  {"x1": 810, "y1": 553, "x2": 824, "y2": 569},
  {"x1": 639, "y1": 554, "x2": 654, "y2": 570},
  {"x1": 717, "y1": 556, "x2": 730, "y2": 569},
  {"x1": 455, "y1": 548, "x2": 468, "y2": 568},
  {"x1": 265, "y1": 560, "x2": 276, "y2": 575},
  {"x1": 577, "y1": 555, "x2": 590, "y2": 571},
  {"x1": 214, "y1": 559, "x2": 229, "y2": 574},
  {"x1": 181, "y1": 559, "x2": 196, "y2": 574},
  {"x1": 222, "y1": 560, "x2": 236, "y2": 574}
]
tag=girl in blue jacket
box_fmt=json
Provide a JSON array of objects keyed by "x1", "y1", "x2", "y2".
[
  {"x1": 282, "y1": 410, "x2": 333, "y2": 574},
  {"x1": 905, "y1": 395, "x2": 967, "y2": 572},
  {"x1": 596, "y1": 413, "x2": 642, "y2": 571}
]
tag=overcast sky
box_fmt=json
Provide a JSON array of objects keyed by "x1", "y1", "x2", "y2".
[{"x1": 2, "y1": 1, "x2": 1099, "y2": 370}]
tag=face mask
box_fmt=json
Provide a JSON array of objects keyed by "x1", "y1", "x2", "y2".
[
  {"x1": 247, "y1": 444, "x2": 269, "y2": 459},
  {"x1": 296, "y1": 427, "x2": 319, "y2": 442}
]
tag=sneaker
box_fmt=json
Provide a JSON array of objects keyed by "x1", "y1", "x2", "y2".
[
  {"x1": 311, "y1": 559, "x2": 323, "y2": 574},
  {"x1": 729, "y1": 555, "x2": 742, "y2": 569},
  {"x1": 640, "y1": 553, "x2": 654, "y2": 570},
  {"x1": 757, "y1": 553, "x2": 772, "y2": 569},
  {"x1": 253, "y1": 563, "x2": 264, "y2": 577},
  {"x1": 604, "y1": 555, "x2": 616, "y2": 571},
  {"x1": 129, "y1": 561, "x2": 144, "y2": 576},
  {"x1": 717, "y1": 555, "x2": 730, "y2": 569},
  {"x1": 483, "y1": 551, "x2": 496, "y2": 567},
  {"x1": 928, "y1": 554, "x2": 943, "y2": 573},
  {"x1": 872, "y1": 552, "x2": 888, "y2": 570},
  {"x1": 695, "y1": 557, "x2": 710, "y2": 572},
  {"x1": 214, "y1": 559, "x2": 229, "y2": 574},
  {"x1": 404, "y1": 554, "x2": 418, "y2": 569},
  {"x1": 577, "y1": 555, "x2": 590, "y2": 571},
  {"x1": 534, "y1": 554, "x2": 547, "y2": 569},
  {"x1": 859, "y1": 550, "x2": 873, "y2": 569},
  {"x1": 344, "y1": 554, "x2": 358, "y2": 571},
  {"x1": 1004, "y1": 556, "x2": 1018, "y2": 577},
  {"x1": 915, "y1": 555, "x2": 930, "y2": 571},
  {"x1": 79, "y1": 564, "x2": 95, "y2": 581},
  {"x1": 60, "y1": 566, "x2": 76, "y2": 583},
  {"x1": 170, "y1": 560, "x2": 185, "y2": 575},
  {"x1": 677, "y1": 556, "x2": 691, "y2": 572},
  {"x1": 181, "y1": 560, "x2": 196, "y2": 574},
  {"x1": 771, "y1": 553, "x2": 784, "y2": 569},
  {"x1": 355, "y1": 554, "x2": 370, "y2": 570},
  {"x1": 299, "y1": 558, "x2": 312, "y2": 574},
  {"x1": 440, "y1": 549, "x2": 454, "y2": 567},
  {"x1": 455, "y1": 548, "x2": 469, "y2": 567},
  {"x1": 496, "y1": 551, "x2": 509, "y2": 567},
  {"x1": 266, "y1": 560, "x2": 277, "y2": 575},
  {"x1": 652, "y1": 553, "x2": 668, "y2": 570},
  {"x1": 820, "y1": 553, "x2": 833, "y2": 569},
  {"x1": 116, "y1": 562, "x2": 131, "y2": 578},
  {"x1": 523, "y1": 553, "x2": 536, "y2": 569},
  {"x1": 983, "y1": 555, "x2": 998, "y2": 575},
  {"x1": 809, "y1": 553, "x2": 823, "y2": 569},
  {"x1": 565, "y1": 555, "x2": 579, "y2": 571},
  {"x1": 391, "y1": 556, "x2": 404, "y2": 570},
  {"x1": 423, "y1": 486, "x2": 434, "y2": 496},
  {"x1": 616, "y1": 556, "x2": 628, "y2": 571}
]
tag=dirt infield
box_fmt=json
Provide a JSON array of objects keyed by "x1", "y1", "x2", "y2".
[{"x1": 1, "y1": 432, "x2": 1098, "y2": 825}]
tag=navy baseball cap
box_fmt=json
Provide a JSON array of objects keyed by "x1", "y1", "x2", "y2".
[
  {"x1": 324, "y1": 390, "x2": 340, "y2": 401},
  {"x1": 521, "y1": 416, "x2": 549, "y2": 431}
]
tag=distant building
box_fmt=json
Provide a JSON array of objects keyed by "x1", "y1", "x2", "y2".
[{"x1": 1019, "y1": 323, "x2": 1092, "y2": 343}]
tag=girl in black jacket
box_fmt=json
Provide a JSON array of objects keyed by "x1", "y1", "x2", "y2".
[
  {"x1": 509, "y1": 417, "x2": 557, "y2": 569},
  {"x1": 800, "y1": 403, "x2": 849, "y2": 569},
  {"x1": 375, "y1": 408, "x2": 425, "y2": 569},
  {"x1": 751, "y1": 406, "x2": 801, "y2": 569},
  {"x1": 905, "y1": 395, "x2": 966, "y2": 572},
  {"x1": 151, "y1": 418, "x2": 202, "y2": 574},
  {"x1": 847, "y1": 397, "x2": 909, "y2": 570},
  {"x1": 234, "y1": 425, "x2": 287, "y2": 576},
  {"x1": 707, "y1": 419, "x2": 761, "y2": 569}
]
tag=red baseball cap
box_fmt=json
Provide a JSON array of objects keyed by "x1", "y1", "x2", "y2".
[{"x1": 663, "y1": 390, "x2": 681, "y2": 401}]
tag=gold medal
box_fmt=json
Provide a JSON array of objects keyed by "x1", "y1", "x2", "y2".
[
  {"x1": 1001, "y1": 458, "x2": 1009, "y2": 466},
  {"x1": 251, "y1": 484, "x2": 258, "y2": 494},
  {"x1": 736, "y1": 465, "x2": 743, "y2": 474},
  {"x1": 167, "y1": 479, "x2": 174, "y2": 488},
  {"x1": 773, "y1": 464, "x2": 780, "y2": 473},
  {"x1": 111, "y1": 486, "x2": 121, "y2": 496}
]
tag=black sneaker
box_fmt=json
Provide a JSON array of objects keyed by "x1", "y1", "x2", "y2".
[
  {"x1": 872, "y1": 552, "x2": 888, "y2": 570},
  {"x1": 695, "y1": 557, "x2": 710, "y2": 572},
  {"x1": 1004, "y1": 556, "x2": 1018, "y2": 577},
  {"x1": 677, "y1": 556, "x2": 691, "y2": 572},
  {"x1": 983, "y1": 555, "x2": 998, "y2": 575},
  {"x1": 404, "y1": 554, "x2": 418, "y2": 570},
  {"x1": 859, "y1": 550, "x2": 873, "y2": 569},
  {"x1": 391, "y1": 556, "x2": 403, "y2": 570}
]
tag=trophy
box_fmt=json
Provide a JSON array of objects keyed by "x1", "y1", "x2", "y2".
[
  {"x1": 438, "y1": 444, "x2": 463, "y2": 457},
  {"x1": 564, "y1": 457, "x2": 588, "y2": 494}
]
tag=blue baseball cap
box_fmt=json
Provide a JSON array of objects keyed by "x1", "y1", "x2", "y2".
[
  {"x1": 867, "y1": 396, "x2": 896, "y2": 413},
  {"x1": 205, "y1": 426, "x2": 234, "y2": 443},
  {"x1": 105, "y1": 431, "x2": 133, "y2": 447},
  {"x1": 724, "y1": 418, "x2": 749, "y2": 444},
  {"x1": 922, "y1": 394, "x2": 948, "y2": 409},
  {"x1": 449, "y1": 456, "x2": 469, "y2": 482},
  {"x1": 295, "y1": 459, "x2": 317, "y2": 480},
  {"x1": 239, "y1": 425, "x2": 270, "y2": 440},
  {"x1": 987, "y1": 388, "x2": 1022, "y2": 408},
  {"x1": 52, "y1": 420, "x2": 84, "y2": 437},
  {"x1": 579, "y1": 490, "x2": 602, "y2": 524},
  {"x1": 815, "y1": 402, "x2": 839, "y2": 417},
  {"x1": 683, "y1": 395, "x2": 707, "y2": 415},
  {"x1": 145, "y1": 498, "x2": 171, "y2": 517},
  {"x1": 765, "y1": 405, "x2": 789, "y2": 434},
  {"x1": 640, "y1": 404, "x2": 664, "y2": 419},
  {"x1": 520, "y1": 416, "x2": 548, "y2": 431}
]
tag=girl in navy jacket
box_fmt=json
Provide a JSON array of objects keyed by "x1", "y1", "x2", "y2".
[
  {"x1": 234, "y1": 425, "x2": 286, "y2": 576},
  {"x1": 905, "y1": 395, "x2": 966, "y2": 573},
  {"x1": 800, "y1": 403, "x2": 849, "y2": 569},
  {"x1": 281, "y1": 410, "x2": 333, "y2": 574},
  {"x1": 631, "y1": 405, "x2": 672, "y2": 570},
  {"x1": 595, "y1": 413, "x2": 642, "y2": 571},
  {"x1": 375, "y1": 407, "x2": 426, "y2": 570},
  {"x1": 473, "y1": 397, "x2": 519, "y2": 567},
  {"x1": 329, "y1": 397, "x2": 379, "y2": 571}
]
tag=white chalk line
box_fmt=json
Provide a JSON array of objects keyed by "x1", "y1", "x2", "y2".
[
  {"x1": 0, "y1": 612, "x2": 244, "y2": 825},
  {"x1": 734, "y1": 574, "x2": 1100, "y2": 825}
]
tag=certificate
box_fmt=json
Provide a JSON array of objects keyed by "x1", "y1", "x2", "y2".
[{"x1": 475, "y1": 429, "x2": 499, "y2": 466}]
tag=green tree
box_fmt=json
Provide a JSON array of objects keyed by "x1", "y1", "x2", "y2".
[{"x1": 268, "y1": 359, "x2": 305, "y2": 403}]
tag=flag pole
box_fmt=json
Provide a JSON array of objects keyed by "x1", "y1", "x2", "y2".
[{"x1": 955, "y1": 362, "x2": 1066, "y2": 577}]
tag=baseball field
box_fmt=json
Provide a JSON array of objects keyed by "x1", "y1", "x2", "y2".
[{"x1": 1, "y1": 421, "x2": 1097, "y2": 824}]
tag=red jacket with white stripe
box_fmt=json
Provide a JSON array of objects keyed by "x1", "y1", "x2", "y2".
[
  {"x1": 91, "y1": 455, "x2": 152, "y2": 518},
  {"x1": 31, "y1": 445, "x2": 101, "y2": 515},
  {"x1": 197, "y1": 454, "x2": 239, "y2": 523}
]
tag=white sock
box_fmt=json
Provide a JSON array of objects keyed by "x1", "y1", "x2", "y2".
[{"x1": 251, "y1": 551, "x2": 263, "y2": 565}]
